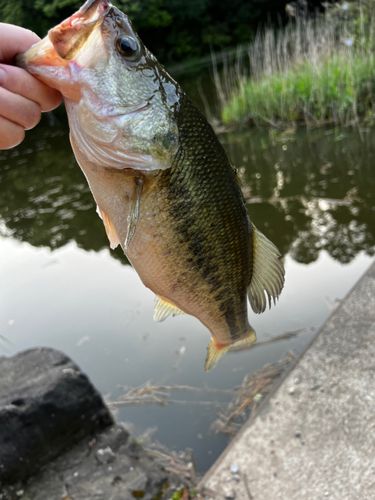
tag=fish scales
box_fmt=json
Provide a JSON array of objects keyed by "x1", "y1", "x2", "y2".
[
  {"x1": 17, "y1": 0, "x2": 284, "y2": 370},
  {"x1": 155, "y1": 94, "x2": 253, "y2": 342}
]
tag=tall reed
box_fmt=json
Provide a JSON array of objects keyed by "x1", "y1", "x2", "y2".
[{"x1": 214, "y1": 5, "x2": 375, "y2": 127}]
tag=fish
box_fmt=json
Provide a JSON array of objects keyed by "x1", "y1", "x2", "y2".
[{"x1": 17, "y1": 0, "x2": 285, "y2": 371}]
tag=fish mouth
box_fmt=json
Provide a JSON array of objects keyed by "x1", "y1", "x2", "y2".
[{"x1": 16, "y1": 0, "x2": 113, "y2": 68}]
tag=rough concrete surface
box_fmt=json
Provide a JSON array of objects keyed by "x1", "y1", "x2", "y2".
[
  {"x1": 0, "y1": 348, "x2": 112, "y2": 485},
  {"x1": 202, "y1": 261, "x2": 375, "y2": 500},
  {"x1": 2, "y1": 425, "x2": 175, "y2": 500}
]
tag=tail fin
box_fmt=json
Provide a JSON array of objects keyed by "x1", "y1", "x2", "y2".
[
  {"x1": 205, "y1": 329, "x2": 256, "y2": 372},
  {"x1": 248, "y1": 223, "x2": 285, "y2": 314}
]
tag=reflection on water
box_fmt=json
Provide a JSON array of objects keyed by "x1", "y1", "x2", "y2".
[
  {"x1": 0, "y1": 116, "x2": 374, "y2": 473},
  {"x1": 0, "y1": 117, "x2": 127, "y2": 263},
  {"x1": 223, "y1": 127, "x2": 375, "y2": 265},
  {"x1": 1, "y1": 119, "x2": 374, "y2": 266}
]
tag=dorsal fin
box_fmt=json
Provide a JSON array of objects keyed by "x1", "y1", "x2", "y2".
[
  {"x1": 205, "y1": 329, "x2": 256, "y2": 372},
  {"x1": 248, "y1": 223, "x2": 285, "y2": 314},
  {"x1": 96, "y1": 206, "x2": 121, "y2": 250},
  {"x1": 153, "y1": 296, "x2": 185, "y2": 322}
]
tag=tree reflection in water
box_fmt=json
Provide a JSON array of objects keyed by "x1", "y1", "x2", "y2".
[
  {"x1": 0, "y1": 116, "x2": 374, "y2": 265},
  {"x1": 223, "y1": 127, "x2": 375, "y2": 264},
  {"x1": 0, "y1": 116, "x2": 128, "y2": 264}
]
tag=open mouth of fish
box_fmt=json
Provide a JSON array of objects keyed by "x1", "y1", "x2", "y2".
[
  {"x1": 16, "y1": 0, "x2": 145, "y2": 118},
  {"x1": 17, "y1": 0, "x2": 111, "y2": 69}
]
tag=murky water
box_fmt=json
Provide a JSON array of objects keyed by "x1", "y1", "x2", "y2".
[{"x1": 0, "y1": 114, "x2": 374, "y2": 473}]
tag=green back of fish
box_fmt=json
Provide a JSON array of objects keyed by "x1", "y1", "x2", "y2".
[{"x1": 155, "y1": 93, "x2": 253, "y2": 342}]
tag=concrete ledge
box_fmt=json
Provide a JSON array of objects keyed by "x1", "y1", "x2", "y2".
[{"x1": 201, "y1": 261, "x2": 375, "y2": 500}]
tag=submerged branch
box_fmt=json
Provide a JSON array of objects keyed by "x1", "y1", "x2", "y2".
[
  {"x1": 145, "y1": 442, "x2": 198, "y2": 488},
  {"x1": 230, "y1": 328, "x2": 307, "y2": 352},
  {"x1": 225, "y1": 377, "x2": 272, "y2": 424},
  {"x1": 119, "y1": 383, "x2": 234, "y2": 395},
  {"x1": 211, "y1": 353, "x2": 295, "y2": 437},
  {"x1": 109, "y1": 355, "x2": 295, "y2": 441},
  {"x1": 108, "y1": 399, "x2": 227, "y2": 408}
]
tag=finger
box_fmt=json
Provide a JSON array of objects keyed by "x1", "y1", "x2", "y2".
[
  {"x1": 0, "y1": 64, "x2": 62, "y2": 112},
  {"x1": 0, "y1": 86, "x2": 41, "y2": 130},
  {"x1": 0, "y1": 23, "x2": 40, "y2": 63},
  {"x1": 0, "y1": 116, "x2": 25, "y2": 150}
]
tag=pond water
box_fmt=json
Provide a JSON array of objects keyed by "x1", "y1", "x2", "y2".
[{"x1": 0, "y1": 110, "x2": 374, "y2": 473}]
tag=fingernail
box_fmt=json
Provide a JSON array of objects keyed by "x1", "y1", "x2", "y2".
[{"x1": 0, "y1": 67, "x2": 6, "y2": 86}]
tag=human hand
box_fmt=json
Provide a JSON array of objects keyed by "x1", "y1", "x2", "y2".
[{"x1": 0, "y1": 23, "x2": 62, "y2": 150}]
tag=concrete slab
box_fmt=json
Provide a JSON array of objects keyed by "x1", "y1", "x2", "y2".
[{"x1": 201, "y1": 261, "x2": 375, "y2": 500}]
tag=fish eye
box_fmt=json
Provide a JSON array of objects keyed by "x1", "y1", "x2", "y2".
[{"x1": 116, "y1": 36, "x2": 138, "y2": 60}]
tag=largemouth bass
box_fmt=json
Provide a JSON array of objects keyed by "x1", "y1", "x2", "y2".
[{"x1": 17, "y1": 0, "x2": 284, "y2": 371}]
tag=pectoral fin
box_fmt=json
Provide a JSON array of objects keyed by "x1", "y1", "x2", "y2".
[
  {"x1": 154, "y1": 296, "x2": 185, "y2": 322},
  {"x1": 124, "y1": 177, "x2": 143, "y2": 252},
  {"x1": 205, "y1": 329, "x2": 257, "y2": 372},
  {"x1": 96, "y1": 206, "x2": 121, "y2": 250},
  {"x1": 248, "y1": 223, "x2": 285, "y2": 314}
]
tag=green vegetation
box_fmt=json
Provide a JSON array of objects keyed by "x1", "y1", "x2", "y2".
[
  {"x1": 222, "y1": 53, "x2": 375, "y2": 126},
  {"x1": 0, "y1": 0, "x2": 290, "y2": 64},
  {"x1": 217, "y1": 2, "x2": 375, "y2": 127}
]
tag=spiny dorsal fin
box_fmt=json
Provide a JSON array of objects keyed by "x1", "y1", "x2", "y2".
[
  {"x1": 248, "y1": 223, "x2": 285, "y2": 314},
  {"x1": 205, "y1": 329, "x2": 256, "y2": 372},
  {"x1": 153, "y1": 296, "x2": 185, "y2": 322},
  {"x1": 96, "y1": 206, "x2": 121, "y2": 250}
]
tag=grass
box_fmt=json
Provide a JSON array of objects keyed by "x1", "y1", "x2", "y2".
[
  {"x1": 213, "y1": 6, "x2": 375, "y2": 128},
  {"x1": 222, "y1": 53, "x2": 375, "y2": 126}
]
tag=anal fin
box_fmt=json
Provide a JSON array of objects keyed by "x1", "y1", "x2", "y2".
[
  {"x1": 96, "y1": 206, "x2": 121, "y2": 250},
  {"x1": 205, "y1": 329, "x2": 256, "y2": 372},
  {"x1": 154, "y1": 296, "x2": 185, "y2": 322},
  {"x1": 248, "y1": 223, "x2": 285, "y2": 314}
]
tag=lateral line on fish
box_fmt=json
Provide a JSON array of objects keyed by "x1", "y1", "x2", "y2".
[{"x1": 124, "y1": 177, "x2": 143, "y2": 252}]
